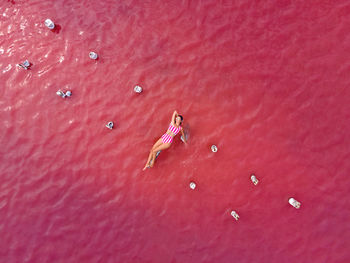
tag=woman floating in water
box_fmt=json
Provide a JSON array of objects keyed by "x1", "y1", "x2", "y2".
[{"x1": 143, "y1": 110, "x2": 187, "y2": 170}]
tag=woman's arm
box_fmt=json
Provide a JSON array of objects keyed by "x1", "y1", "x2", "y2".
[
  {"x1": 171, "y1": 110, "x2": 178, "y2": 124},
  {"x1": 180, "y1": 127, "x2": 187, "y2": 143}
]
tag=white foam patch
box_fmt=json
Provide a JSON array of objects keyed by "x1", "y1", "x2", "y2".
[
  {"x1": 20, "y1": 23, "x2": 26, "y2": 30},
  {"x1": 0, "y1": 48, "x2": 4, "y2": 54},
  {"x1": 2, "y1": 121, "x2": 10, "y2": 128},
  {"x1": 3, "y1": 106, "x2": 12, "y2": 111},
  {"x1": 64, "y1": 40, "x2": 68, "y2": 52},
  {"x1": 15, "y1": 100, "x2": 23, "y2": 106},
  {"x1": 43, "y1": 83, "x2": 51, "y2": 89},
  {"x1": 59, "y1": 55, "x2": 64, "y2": 62},
  {"x1": 0, "y1": 199, "x2": 8, "y2": 210},
  {"x1": 79, "y1": 31, "x2": 84, "y2": 35},
  {"x1": 3, "y1": 64, "x2": 12, "y2": 73},
  {"x1": 32, "y1": 112, "x2": 40, "y2": 119}
]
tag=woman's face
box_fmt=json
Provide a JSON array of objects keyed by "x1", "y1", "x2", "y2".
[{"x1": 175, "y1": 116, "x2": 182, "y2": 125}]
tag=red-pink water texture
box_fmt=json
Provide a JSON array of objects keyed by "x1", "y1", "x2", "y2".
[{"x1": 1, "y1": 1, "x2": 350, "y2": 263}]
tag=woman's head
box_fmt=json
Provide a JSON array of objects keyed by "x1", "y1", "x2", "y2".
[{"x1": 175, "y1": 115, "x2": 183, "y2": 125}]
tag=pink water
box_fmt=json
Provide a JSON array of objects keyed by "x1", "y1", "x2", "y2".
[{"x1": 1, "y1": 0, "x2": 350, "y2": 262}]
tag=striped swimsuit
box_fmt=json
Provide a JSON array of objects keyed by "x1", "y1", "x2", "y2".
[{"x1": 161, "y1": 123, "x2": 181, "y2": 143}]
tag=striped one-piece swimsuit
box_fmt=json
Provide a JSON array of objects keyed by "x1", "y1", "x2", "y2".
[{"x1": 161, "y1": 123, "x2": 181, "y2": 143}]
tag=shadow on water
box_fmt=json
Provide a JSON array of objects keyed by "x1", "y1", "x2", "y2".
[
  {"x1": 26, "y1": 62, "x2": 33, "y2": 70},
  {"x1": 51, "y1": 24, "x2": 62, "y2": 34}
]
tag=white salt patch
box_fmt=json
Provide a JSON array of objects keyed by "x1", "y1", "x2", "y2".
[
  {"x1": 64, "y1": 40, "x2": 68, "y2": 52},
  {"x1": 0, "y1": 48, "x2": 4, "y2": 54},
  {"x1": 32, "y1": 112, "x2": 40, "y2": 119},
  {"x1": 59, "y1": 55, "x2": 64, "y2": 62},
  {"x1": 3, "y1": 121, "x2": 10, "y2": 128},
  {"x1": 3, "y1": 64, "x2": 11, "y2": 73},
  {"x1": 14, "y1": 100, "x2": 24, "y2": 108},
  {"x1": 79, "y1": 31, "x2": 84, "y2": 35},
  {"x1": 20, "y1": 22, "x2": 27, "y2": 30}
]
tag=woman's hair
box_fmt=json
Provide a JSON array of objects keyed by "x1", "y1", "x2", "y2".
[{"x1": 178, "y1": 115, "x2": 183, "y2": 125}]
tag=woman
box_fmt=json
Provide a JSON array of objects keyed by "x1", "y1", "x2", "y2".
[{"x1": 143, "y1": 110, "x2": 187, "y2": 170}]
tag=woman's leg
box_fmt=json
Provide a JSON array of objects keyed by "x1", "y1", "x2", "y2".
[
  {"x1": 149, "y1": 142, "x2": 171, "y2": 167},
  {"x1": 143, "y1": 138, "x2": 163, "y2": 170},
  {"x1": 143, "y1": 150, "x2": 153, "y2": 168},
  {"x1": 152, "y1": 138, "x2": 163, "y2": 150}
]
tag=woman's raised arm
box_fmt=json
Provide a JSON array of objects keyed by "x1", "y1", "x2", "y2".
[{"x1": 171, "y1": 110, "x2": 178, "y2": 124}]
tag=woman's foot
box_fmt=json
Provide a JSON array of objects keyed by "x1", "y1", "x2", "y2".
[
  {"x1": 142, "y1": 164, "x2": 150, "y2": 171},
  {"x1": 149, "y1": 158, "x2": 155, "y2": 168}
]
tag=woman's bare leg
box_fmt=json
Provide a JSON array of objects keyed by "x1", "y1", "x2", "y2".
[
  {"x1": 143, "y1": 138, "x2": 163, "y2": 170},
  {"x1": 149, "y1": 151, "x2": 157, "y2": 167},
  {"x1": 149, "y1": 142, "x2": 171, "y2": 167},
  {"x1": 142, "y1": 150, "x2": 153, "y2": 170},
  {"x1": 152, "y1": 138, "x2": 163, "y2": 150}
]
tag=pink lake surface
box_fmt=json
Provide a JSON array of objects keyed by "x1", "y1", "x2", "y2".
[{"x1": 1, "y1": 0, "x2": 350, "y2": 262}]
